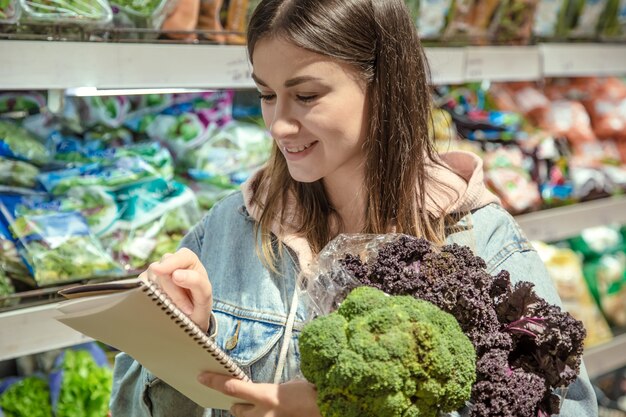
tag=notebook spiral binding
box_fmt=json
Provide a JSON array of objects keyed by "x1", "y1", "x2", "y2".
[{"x1": 141, "y1": 280, "x2": 250, "y2": 382}]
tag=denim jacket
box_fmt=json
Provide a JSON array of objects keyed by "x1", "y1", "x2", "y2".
[{"x1": 110, "y1": 192, "x2": 598, "y2": 417}]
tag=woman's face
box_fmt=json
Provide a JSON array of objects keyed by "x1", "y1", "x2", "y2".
[{"x1": 252, "y1": 37, "x2": 369, "y2": 184}]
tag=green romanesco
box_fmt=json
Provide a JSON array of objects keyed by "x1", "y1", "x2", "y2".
[{"x1": 299, "y1": 286, "x2": 476, "y2": 417}]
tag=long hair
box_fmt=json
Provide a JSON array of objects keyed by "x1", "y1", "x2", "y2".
[{"x1": 247, "y1": 0, "x2": 455, "y2": 268}]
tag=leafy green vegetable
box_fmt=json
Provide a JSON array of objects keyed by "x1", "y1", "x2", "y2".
[
  {"x1": 0, "y1": 269, "x2": 16, "y2": 307},
  {"x1": 113, "y1": 0, "x2": 164, "y2": 17},
  {"x1": 56, "y1": 349, "x2": 113, "y2": 417},
  {"x1": 0, "y1": 120, "x2": 50, "y2": 165},
  {"x1": 10, "y1": 213, "x2": 121, "y2": 285},
  {"x1": 0, "y1": 0, "x2": 16, "y2": 19},
  {"x1": 0, "y1": 376, "x2": 53, "y2": 417},
  {"x1": 0, "y1": 157, "x2": 40, "y2": 188},
  {"x1": 23, "y1": 0, "x2": 110, "y2": 20},
  {"x1": 300, "y1": 286, "x2": 476, "y2": 417}
]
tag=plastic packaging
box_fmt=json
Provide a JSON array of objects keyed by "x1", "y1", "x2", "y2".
[
  {"x1": 102, "y1": 178, "x2": 201, "y2": 272},
  {"x1": 533, "y1": 0, "x2": 568, "y2": 38},
  {"x1": 111, "y1": 0, "x2": 177, "y2": 32},
  {"x1": 0, "y1": 157, "x2": 40, "y2": 189},
  {"x1": 491, "y1": 0, "x2": 539, "y2": 44},
  {"x1": 416, "y1": 0, "x2": 453, "y2": 39},
  {"x1": 567, "y1": 0, "x2": 610, "y2": 38},
  {"x1": 0, "y1": 375, "x2": 53, "y2": 417},
  {"x1": 483, "y1": 146, "x2": 542, "y2": 214},
  {"x1": 19, "y1": 0, "x2": 113, "y2": 25},
  {"x1": 0, "y1": 119, "x2": 51, "y2": 166},
  {"x1": 0, "y1": 0, "x2": 20, "y2": 22},
  {"x1": 183, "y1": 120, "x2": 272, "y2": 186},
  {"x1": 0, "y1": 195, "x2": 122, "y2": 286}
]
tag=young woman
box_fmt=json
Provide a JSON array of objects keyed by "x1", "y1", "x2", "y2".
[{"x1": 110, "y1": 1, "x2": 598, "y2": 416}]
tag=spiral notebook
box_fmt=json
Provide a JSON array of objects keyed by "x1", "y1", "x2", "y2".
[{"x1": 55, "y1": 278, "x2": 249, "y2": 411}]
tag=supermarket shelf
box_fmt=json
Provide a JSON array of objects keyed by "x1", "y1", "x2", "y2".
[
  {"x1": 3, "y1": 41, "x2": 626, "y2": 90},
  {"x1": 0, "y1": 301, "x2": 92, "y2": 362},
  {"x1": 541, "y1": 43, "x2": 626, "y2": 78},
  {"x1": 0, "y1": 41, "x2": 254, "y2": 90},
  {"x1": 515, "y1": 196, "x2": 626, "y2": 242},
  {"x1": 584, "y1": 333, "x2": 626, "y2": 379}
]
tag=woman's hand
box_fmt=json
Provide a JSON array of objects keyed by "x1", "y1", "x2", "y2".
[
  {"x1": 139, "y1": 248, "x2": 212, "y2": 332},
  {"x1": 197, "y1": 373, "x2": 322, "y2": 417}
]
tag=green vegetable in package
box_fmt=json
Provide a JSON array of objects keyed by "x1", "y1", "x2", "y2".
[
  {"x1": 0, "y1": 120, "x2": 50, "y2": 166},
  {"x1": 112, "y1": 0, "x2": 163, "y2": 15},
  {"x1": 23, "y1": 0, "x2": 111, "y2": 22},
  {"x1": 0, "y1": 157, "x2": 40, "y2": 188},
  {"x1": 10, "y1": 212, "x2": 121, "y2": 285},
  {"x1": 0, "y1": 269, "x2": 16, "y2": 308},
  {"x1": 0, "y1": 0, "x2": 17, "y2": 20},
  {"x1": 0, "y1": 376, "x2": 53, "y2": 417}
]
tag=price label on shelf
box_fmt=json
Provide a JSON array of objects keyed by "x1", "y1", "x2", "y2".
[{"x1": 464, "y1": 46, "x2": 541, "y2": 82}]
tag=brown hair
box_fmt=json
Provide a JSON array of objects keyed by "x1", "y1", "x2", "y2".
[{"x1": 247, "y1": 0, "x2": 454, "y2": 268}]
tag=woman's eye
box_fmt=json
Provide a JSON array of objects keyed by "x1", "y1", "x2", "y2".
[
  {"x1": 297, "y1": 95, "x2": 317, "y2": 103},
  {"x1": 258, "y1": 93, "x2": 276, "y2": 102}
]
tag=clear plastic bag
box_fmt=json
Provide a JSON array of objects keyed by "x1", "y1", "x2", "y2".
[
  {"x1": 19, "y1": 0, "x2": 112, "y2": 25},
  {"x1": 111, "y1": 0, "x2": 177, "y2": 34}
]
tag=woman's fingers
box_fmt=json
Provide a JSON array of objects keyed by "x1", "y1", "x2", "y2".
[{"x1": 150, "y1": 248, "x2": 201, "y2": 275}]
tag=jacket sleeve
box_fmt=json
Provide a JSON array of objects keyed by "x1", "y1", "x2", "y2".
[
  {"x1": 476, "y1": 204, "x2": 598, "y2": 417},
  {"x1": 109, "y1": 213, "x2": 213, "y2": 417}
]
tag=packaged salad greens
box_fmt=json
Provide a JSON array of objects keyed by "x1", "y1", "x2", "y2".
[
  {"x1": 38, "y1": 145, "x2": 172, "y2": 195},
  {"x1": 0, "y1": 269, "x2": 16, "y2": 308},
  {"x1": 491, "y1": 0, "x2": 539, "y2": 44},
  {"x1": 533, "y1": 0, "x2": 568, "y2": 38},
  {"x1": 19, "y1": 0, "x2": 112, "y2": 25},
  {"x1": 110, "y1": 0, "x2": 176, "y2": 32},
  {"x1": 0, "y1": 157, "x2": 40, "y2": 189},
  {"x1": 102, "y1": 178, "x2": 201, "y2": 272},
  {"x1": 0, "y1": 119, "x2": 51, "y2": 166},
  {"x1": 0, "y1": 0, "x2": 20, "y2": 22},
  {"x1": 0, "y1": 212, "x2": 32, "y2": 284},
  {"x1": 183, "y1": 120, "x2": 272, "y2": 186},
  {"x1": 126, "y1": 90, "x2": 235, "y2": 158},
  {"x1": 599, "y1": 0, "x2": 626, "y2": 38},
  {"x1": 1, "y1": 195, "x2": 121, "y2": 285},
  {"x1": 416, "y1": 0, "x2": 453, "y2": 39},
  {"x1": 566, "y1": 0, "x2": 610, "y2": 38},
  {"x1": 0, "y1": 92, "x2": 45, "y2": 116}
]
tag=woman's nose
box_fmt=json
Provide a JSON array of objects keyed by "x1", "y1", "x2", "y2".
[{"x1": 269, "y1": 102, "x2": 299, "y2": 139}]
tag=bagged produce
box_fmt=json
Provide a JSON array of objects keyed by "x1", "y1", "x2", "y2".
[
  {"x1": 102, "y1": 178, "x2": 201, "y2": 272},
  {"x1": 0, "y1": 194, "x2": 121, "y2": 285},
  {"x1": 0, "y1": 269, "x2": 16, "y2": 308},
  {"x1": 567, "y1": 0, "x2": 610, "y2": 38},
  {"x1": 0, "y1": 0, "x2": 20, "y2": 22},
  {"x1": 0, "y1": 119, "x2": 51, "y2": 166},
  {"x1": 183, "y1": 120, "x2": 272, "y2": 185},
  {"x1": 20, "y1": 0, "x2": 113, "y2": 25},
  {"x1": 48, "y1": 344, "x2": 112, "y2": 417},
  {"x1": 491, "y1": 0, "x2": 539, "y2": 44},
  {"x1": 0, "y1": 157, "x2": 40, "y2": 189},
  {"x1": 0, "y1": 213, "x2": 32, "y2": 284},
  {"x1": 483, "y1": 146, "x2": 542, "y2": 214},
  {"x1": 0, "y1": 375, "x2": 53, "y2": 417},
  {"x1": 444, "y1": 0, "x2": 500, "y2": 42},
  {"x1": 533, "y1": 0, "x2": 568, "y2": 38},
  {"x1": 126, "y1": 90, "x2": 234, "y2": 159},
  {"x1": 414, "y1": 0, "x2": 453, "y2": 39},
  {"x1": 569, "y1": 226, "x2": 626, "y2": 327},
  {"x1": 179, "y1": 176, "x2": 237, "y2": 211},
  {"x1": 37, "y1": 145, "x2": 172, "y2": 195}
]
